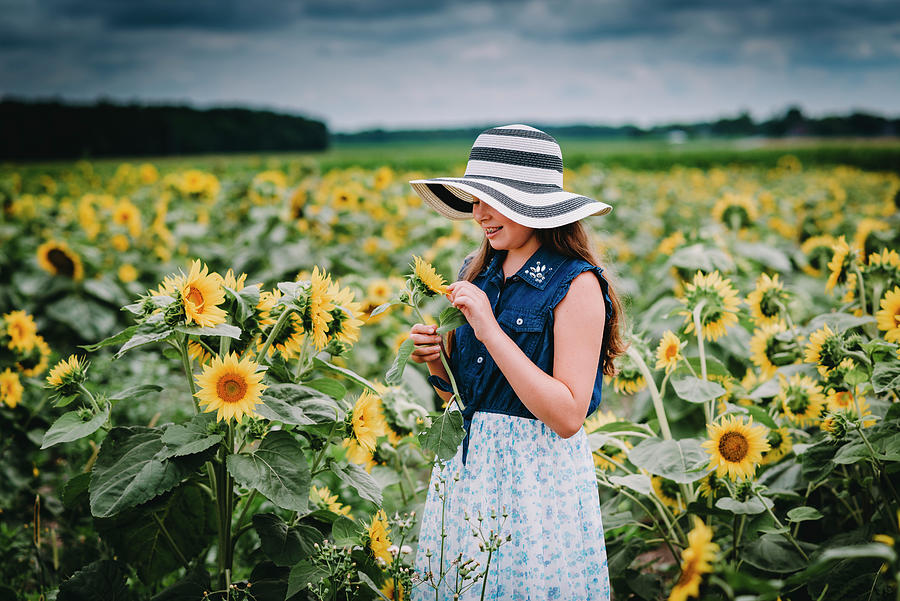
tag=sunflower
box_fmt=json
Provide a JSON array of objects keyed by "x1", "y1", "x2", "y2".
[
  {"x1": 366, "y1": 509, "x2": 393, "y2": 566},
  {"x1": 411, "y1": 256, "x2": 449, "y2": 296},
  {"x1": 652, "y1": 476, "x2": 685, "y2": 513},
  {"x1": 746, "y1": 273, "x2": 790, "y2": 326},
  {"x1": 45, "y1": 355, "x2": 89, "y2": 397},
  {"x1": 826, "y1": 236, "x2": 858, "y2": 293},
  {"x1": 327, "y1": 281, "x2": 365, "y2": 347},
  {"x1": 854, "y1": 217, "x2": 891, "y2": 257},
  {"x1": 611, "y1": 372, "x2": 646, "y2": 395},
  {"x1": 777, "y1": 373, "x2": 826, "y2": 428},
  {"x1": 18, "y1": 335, "x2": 51, "y2": 377},
  {"x1": 749, "y1": 321, "x2": 801, "y2": 379},
  {"x1": 112, "y1": 198, "x2": 142, "y2": 237},
  {"x1": 668, "y1": 516, "x2": 719, "y2": 601},
  {"x1": 759, "y1": 427, "x2": 793, "y2": 465},
  {"x1": 36, "y1": 240, "x2": 84, "y2": 281},
  {"x1": 217, "y1": 268, "x2": 248, "y2": 292},
  {"x1": 347, "y1": 390, "x2": 389, "y2": 454},
  {"x1": 679, "y1": 270, "x2": 741, "y2": 342},
  {"x1": 712, "y1": 192, "x2": 758, "y2": 231},
  {"x1": 248, "y1": 170, "x2": 287, "y2": 205},
  {"x1": 3, "y1": 310, "x2": 38, "y2": 351},
  {"x1": 657, "y1": 231, "x2": 686, "y2": 256},
  {"x1": 309, "y1": 485, "x2": 352, "y2": 517},
  {"x1": 701, "y1": 415, "x2": 770, "y2": 481},
  {"x1": 799, "y1": 235, "x2": 837, "y2": 278},
  {"x1": 342, "y1": 437, "x2": 378, "y2": 472},
  {"x1": 194, "y1": 352, "x2": 267, "y2": 423},
  {"x1": 655, "y1": 330, "x2": 683, "y2": 374},
  {"x1": 826, "y1": 388, "x2": 876, "y2": 427},
  {"x1": 593, "y1": 440, "x2": 632, "y2": 472},
  {"x1": 118, "y1": 263, "x2": 138, "y2": 283},
  {"x1": 804, "y1": 323, "x2": 846, "y2": 375},
  {"x1": 301, "y1": 266, "x2": 336, "y2": 351},
  {"x1": 876, "y1": 286, "x2": 900, "y2": 343},
  {"x1": 0, "y1": 368, "x2": 23, "y2": 408},
  {"x1": 179, "y1": 260, "x2": 228, "y2": 328},
  {"x1": 380, "y1": 577, "x2": 406, "y2": 601},
  {"x1": 187, "y1": 340, "x2": 213, "y2": 366},
  {"x1": 696, "y1": 472, "x2": 725, "y2": 500},
  {"x1": 584, "y1": 409, "x2": 620, "y2": 433}
]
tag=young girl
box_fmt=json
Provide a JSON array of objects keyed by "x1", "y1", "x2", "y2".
[{"x1": 405, "y1": 125, "x2": 625, "y2": 600}]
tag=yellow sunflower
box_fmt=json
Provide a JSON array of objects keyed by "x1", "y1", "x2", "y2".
[
  {"x1": 827, "y1": 388, "x2": 876, "y2": 427},
  {"x1": 701, "y1": 415, "x2": 770, "y2": 481},
  {"x1": 668, "y1": 516, "x2": 719, "y2": 601},
  {"x1": 342, "y1": 437, "x2": 378, "y2": 473},
  {"x1": 804, "y1": 323, "x2": 846, "y2": 375},
  {"x1": 179, "y1": 260, "x2": 228, "y2": 328},
  {"x1": 36, "y1": 240, "x2": 84, "y2": 281},
  {"x1": 380, "y1": 577, "x2": 406, "y2": 601},
  {"x1": 327, "y1": 281, "x2": 365, "y2": 347},
  {"x1": 187, "y1": 340, "x2": 213, "y2": 366},
  {"x1": 825, "y1": 236, "x2": 858, "y2": 293},
  {"x1": 711, "y1": 192, "x2": 758, "y2": 231},
  {"x1": 112, "y1": 198, "x2": 142, "y2": 237},
  {"x1": 18, "y1": 335, "x2": 51, "y2": 377},
  {"x1": 118, "y1": 263, "x2": 138, "y2": 283},
  {"x1": 854, "y1": 217, "x2": 891, "y2": 256},
  {"x1": 679, "y1": 270, "x2": 741, "y2": 342},
  {"x1": 657, "y1": 231, "x2": 686, "y2": 256},
  {"x1": 777, "y1": 373, "x2": 826, "y2": 428},
  {"x1": 799, "y1": 234, "x2": 836, "y2": 278},
  {"x1": 655, "y1": 330, "x2": 683, "y2": 374},
  {"x1": 760, "y1": 427, "x2": 793, "y2": 465},
  {"x1": 367, "y1": 509, "x2": 393, "y2": 566},
  {"x1": 348, "y1": 390, "x2": 389, "y2": 453},
  {"x1": 746, "y1": 273, "x2": 790, "y2": 326},
  {"x1": 366, "y1": 278, "x2": 393, "y2": 305},
  {"x1": 584, "y1": 409, "x2": 620, "y2": 433},
  {"x1": 652, "y1": 476, "x2": 685, "y2": 513},
  {"x1": 696, "y1": 472, "x2": 725, "y2": 500},
  {"x1": 217, "y1": 268, "x2": 248, "y2": 292},
  {"x1": 303, "y1": 266, "x2": 336, "y2": 351},
  {"x1": 194, "y1": 352, "x2": 267, "y2": 423},
  {"x1": 876, "y1": 286, "x2": 900, "y2": 343},
  {"x1": 592, "y1": 440, "x2": 632, "y2": 472},
  {"x1": 749, "y1": 320, "x2": 801, "y2": 379},
  {"x1": 0, "y1": 368, "x2": 24, "y2": 408},
  {"x1": 411, "y1": 256, "x2": 449, "y2": 296},
  {"x1": 309, "y1": 485, "x2": 352, "y2": 517},
  {"x1": 45, "y1": 355, "x2": 89, "y2": 396},
  {"x1": 3, "y1": 310, "x2": 38, "y2": 351}
]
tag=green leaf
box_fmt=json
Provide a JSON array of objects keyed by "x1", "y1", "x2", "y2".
[
  {"x1": 257, "y1": 383, "x2": 343, "y2": 426},
  {"x1": 224, "y1": 286, "x2": 253, "y2": 324},
  {"x1": 805, "y1": 312, "x2": 875, "y2": 334},
  {"x1": 149, "y1": 564, "x2": 211, "y2": 601},
  {"x1": 226, "y1": 431, "x2": 311, "y2": 513},
  {"x1": 90, "y1": 426, "x2": 199, "y2": 518},
  {"x1": 743, "y1": 405, "x2": 779, "y2": 430},
  {"x1": 61, "y1": 472, "x2": 92, "y2": 508},
  {"x1": 357, "y1": 572, "x2": 392, "y2": 601},
  {"x1": 733, "y1": 241, "x2": 792, "y2": 271},
  {"x1": 417, "y1": 410, "x2": 465, "y2": 462},
  {"x1": 286, "y1": 560, "x2": 329, "y2": 599},
  {"x1": 304, "y1": 377, "x2": 347, "y2": 401},
  {"x1": 832, "y1": 442, "x2": 872, "y2": 465},
  {"x1": 252, "y1": 513, "x2": 322, "y2": 567},
  {"x1": 46, "y1": 296, "x2": 119, "y2": 344},
  {"x1": 95, "y1": 484, "x2": 215, "y2": 583},
  {"x1": 716, "y1": 495, "x2": 773, "y2": 515},
  {"x1": 79, "y1": 325, "x2": 138, "y2": 352},
  {"x1": 331, "y1": 515, "x2": 362, "y2": 546},
  {"x1": 668, "y1": 243, "x2": 735, "y2": 273},
  {"x1": 42, "y1": 402, "x2": 111, "y2": 449},
  {"x1": 109, "y1": 384, "x2": 163, "y2": 402},
  {"x1": 872, "y1": 362, "x2": 900, "y2": 394},
  {"x1": 331, "y1": 461, "x2": 383, "y2": 506},
  {"x1": 672, "y1": 376, "x2": 727, "y2": 403},
  {"x1": 159, "y1": 413, "x2": 224, "y2": 459},
  {"x1": 57, "y1": 559, "x2": 132, "y2": 601},
  {"x1": 786, "y1": 506, "x2": 823, "y2": 522},
  {"x1": 313, "y1": 357, "x2": 377, "y2": 392},
  {"x1": 174, "y1": 323, "x2": 241, "y2": 339},
  {"x1": 627, "y1": 437, "x2": 709, "y2": 483},
  {"x1": 680, "y1": 355, "x2": 731, "y2": 378},
  {"x1": 385, "y1": 338, "x2": 415, "y2": 385},
  {"x1": 370, "y1": 302, "x2": 394, "y2": 317},
  {"x1": 117, "y1": 314, "x2": 175, "y2": 358},
  {"x1": 742, "y1": 533, "x2": 812, "y2": 573},
  {"x1": 609, "y1": 474, "x2": 652, "y2": 496},
  {"x1": 437, "y1": 305, "x2": 467, "y2": 334}
]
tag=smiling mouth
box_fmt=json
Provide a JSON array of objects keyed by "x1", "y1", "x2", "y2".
[{"x1": 484, "y1": 226, "x2": 503, "y2": 234}]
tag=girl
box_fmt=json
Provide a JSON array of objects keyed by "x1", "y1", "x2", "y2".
[{"x1": 405, "y1": 125, "x2": 626, "y2": 600}]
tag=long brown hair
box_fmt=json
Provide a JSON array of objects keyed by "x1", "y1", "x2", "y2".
[{"x1": 450, "y1": 221, "x2": 626, "y2": 377}]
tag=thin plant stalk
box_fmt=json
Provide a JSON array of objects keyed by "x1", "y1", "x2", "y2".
[
  {"x1": 691, "y1": 301, "x2": 711, "y2": 424},
  {"x1": 411, "y1": 303, "x2": 464, "y2": 413}
]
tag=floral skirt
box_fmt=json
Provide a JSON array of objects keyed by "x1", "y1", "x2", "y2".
[{"x1": 411, "y1": 411, "x2": 611, "y2": 601}]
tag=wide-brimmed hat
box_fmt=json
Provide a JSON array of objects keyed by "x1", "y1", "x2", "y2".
[{"x1": 409, "y1": 124, "x2": 612, "y2": 229}]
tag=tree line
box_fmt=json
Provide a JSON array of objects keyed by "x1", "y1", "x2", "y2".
[{"x1": 1, "y1": 98, "x2": 329, "y2": 161}]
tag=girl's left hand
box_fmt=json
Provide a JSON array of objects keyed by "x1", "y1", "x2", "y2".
[{"x1": 446, "y1": 281, "x2": 500, "y2": 342}]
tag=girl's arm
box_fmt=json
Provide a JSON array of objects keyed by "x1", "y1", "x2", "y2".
[
  {"x1": 447, "y1": 272, "x2": 605, "y2": 438},
  {"x1": 409, "y1": 323, "x2": 454, "y2": 405}
]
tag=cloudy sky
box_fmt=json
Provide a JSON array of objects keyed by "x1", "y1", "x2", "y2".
[{"x1": 2, "y1": 0, "x2": 899, "y2": 132}]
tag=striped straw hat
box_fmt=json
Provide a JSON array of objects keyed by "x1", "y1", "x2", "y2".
[{"x1": 409, "y1": 124, "x2": 612, "y2": 229}]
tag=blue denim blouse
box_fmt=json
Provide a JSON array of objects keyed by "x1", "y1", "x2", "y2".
[{"x1": 430, "y1": 244, "x2": 614, "y2": 465}]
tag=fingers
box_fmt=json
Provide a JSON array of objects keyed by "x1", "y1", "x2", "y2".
[
  {"x1": 410, "y1": 346, "x2": 442, "y2": 363},
  {"x1": 409, "y1": 323, "x2": 443, "y2": 363}
]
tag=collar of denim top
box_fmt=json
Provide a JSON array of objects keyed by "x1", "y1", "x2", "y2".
[{"x1": 480, "y1": 243, "x2": 569, "y2": 291}]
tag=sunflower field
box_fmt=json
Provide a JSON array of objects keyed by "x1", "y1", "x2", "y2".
[{"x1": 1, "y1": 152, "x2": 900, "y2": 601}]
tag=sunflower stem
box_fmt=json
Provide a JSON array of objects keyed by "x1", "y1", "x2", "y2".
[
  {"x1": 755, "y1": 490, "x2": 809, "y2": 561},
  {"x1": 692, "y1": 301, "x2": 711, "y2": 424},
  {"x1": 773, "y1": 299, "x2": 797, "y2": 332},
  {"x1": 852, "y1": 263, "x2": 868, "y2": 317},
  {"x1": 178, "y1": 336, "x2": 199, "y2": 414},
  {"x1": 310, "y1": 414, "x2": 339, "y2": 476},
  {"x1": 412, "y1": 303, "x2": 465, "y2": 413},
  {"x1": 610, "y1": 485, "x2": 682, "y2": 560},
  {"x1": 255, "y1": 308, "x2": 293, "y2": 365},
  {"x1": 152, "y1": 512, "x2": 190, "y2": 571},
  {"x1": 78, "y1": 384, "x2": 101, "y2": 415},
  {"x1": 626, "y1": 345, "x2": 672, "y2": 440}
]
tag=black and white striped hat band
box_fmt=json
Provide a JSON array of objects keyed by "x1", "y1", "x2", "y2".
[{"x1": 409, "y1": 124, "x2": 612, "y2": 229}]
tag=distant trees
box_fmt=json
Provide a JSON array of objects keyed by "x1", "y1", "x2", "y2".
[{"x1": 0, "y1": 98, "x2": 328, "y2": 160}]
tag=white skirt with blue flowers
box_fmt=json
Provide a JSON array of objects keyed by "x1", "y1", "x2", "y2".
[{"x1": 412, "y1": 411, "x2": 611, "y2": 601}]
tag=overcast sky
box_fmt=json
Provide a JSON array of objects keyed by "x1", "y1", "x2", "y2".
[{"x1": 2, "y1": 0, "x2": 898, "y2": 132}]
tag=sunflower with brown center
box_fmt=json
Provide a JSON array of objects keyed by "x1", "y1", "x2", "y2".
[
  {"x1": 701, "y1": 415, "x2": 770, "y2": 481},
  {"x1": 668, "y1": 516, "x2": 719, "y2": 601},
  {"x1": 179, "y1": 260, "x2": 228, "y2": 328},
  {"x1": 3, "y1": 310, "x2": 38, "y2": 351},
  {"x1": 194, "y1": 352, "x2": 267, "y2": 423},
  {"x1": 36, "y1": 240, "x2": 84, "y2": 281},
  {"x1": 655, "y1": 330, "x2": 683, "y2": 374}
]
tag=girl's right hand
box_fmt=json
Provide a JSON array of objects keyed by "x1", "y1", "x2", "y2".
[{"x1": 409, "y1": 323, "x2": 443, "y2": 364}]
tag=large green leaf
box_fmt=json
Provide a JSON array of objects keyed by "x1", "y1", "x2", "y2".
[
  {"x1": 159, "y1": 413, "x2": 224, "y2": 459},
  {"x1": 627, "y1": 437, "x2": 709, "y2": 483},
  {"x1": 872, "y1": 362, "x2": 900, "y2": 394},
  {"x1": 174, "y1": 323, "x2": 242, "y2": 339},
  {"x1": 609, "y1": 474, "x2": 652, "y2": 496},
  {"x1": 742, "y1": 533, "x2": 812, "y2": 573},
  {"x1": 287, "y1": 560, "x2": 329, "y2": 600},
  {"x1": 57, "y1": 560, "x2": 133, "y2": 601},
  {"x1": 331, "y1": 461, "x2": 383, "y2": 506},
  {"x1": 672, "y1": 376, "x2": 727, "y2": 403},
  {"x1": 257, "y1": 383, "x2": 343, "y2": 426},
  {"x1": 226, "y1": 431, "x2": 311, "y2": 513},
  {"x1": 385, "y1": 338, "x2": 415, "y2": 385},
  {"x1": 79, "y1": 325, "x2": 138, "y2": 352},
  {"x1": 109, "y1": 384, "x2": 163, "y2": 402},
  {"x1": 252, "y1": 513, "x2": 322, "y2": 567},
  {"x1": 116, "y1": 313, "x2": 174, "y2": 358},
  {"x1": 42, "y1": 402, "x2": 110, "y2": 449},
  {"x1": 46, "y1": 296, "x2": 119, "y2": 343},
  {"x1": 313, "y1": 357, "x2": 377, "y2": 392},
  {"x1": 437, "y1": 305, "x2": 467, "y2": 334},
  {"x1": 148, "y1": 564, "x2": 211, "y2": 601},
  {"x1": 715, "y1": 495, "x2": 772, "y2": 515},
  {"x1": 90, "y1": 426, "x2": 199, "y2": 518},
  {"x1": 95, "y1": 484, "x2": 215, "y2": 583},
  {"x1": 304, "y1": 377, "x2": 347, "y2": 401},
  {"x1": 417, "y1": 410, "x2": 465, "y2": 462}
]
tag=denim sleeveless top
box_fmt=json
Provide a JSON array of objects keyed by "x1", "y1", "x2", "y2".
[{"x1": 430, "y1": 244, "x2": 614, "y2": 465}]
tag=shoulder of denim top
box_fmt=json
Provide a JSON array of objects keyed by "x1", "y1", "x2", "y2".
[{"x1": 547, "y1": 258, "x2": 612, "y2": 319}]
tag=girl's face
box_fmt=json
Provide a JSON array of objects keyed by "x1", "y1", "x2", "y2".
[{"x1": 471, "y1": 197, "x2": 536, "y2": 251}]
